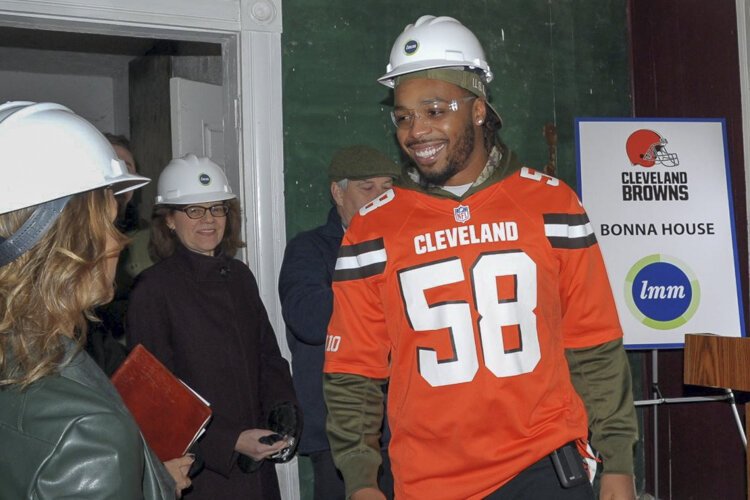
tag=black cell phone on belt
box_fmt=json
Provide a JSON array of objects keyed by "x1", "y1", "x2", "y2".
[{"x1": 549, "y1": 443, "x2": 589, "y2": 488}]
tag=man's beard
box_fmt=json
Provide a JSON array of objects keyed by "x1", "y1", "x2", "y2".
[{"x1": 413, "y1": 122, "x2": 475, "y2": 187}]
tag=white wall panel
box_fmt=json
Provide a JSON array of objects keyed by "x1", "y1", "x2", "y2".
[{"x1": 0, "y1": 70, "x2": 115, "y2": 131}]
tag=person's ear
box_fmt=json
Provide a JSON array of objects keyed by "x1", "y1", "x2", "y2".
[
  {"x1": 473, "y1": 98, "x2": 488, "y2": 126},
  {"x1": 165, "y1": 212, "x2": 176, "y2": 231},
  {"x1": 331, "y1": 181, "x2": 344, "y2": 207}
]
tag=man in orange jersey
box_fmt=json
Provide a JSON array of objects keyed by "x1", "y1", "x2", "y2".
[{"x1": 322, "y1": 15, "x2": 637, "y2": 500}]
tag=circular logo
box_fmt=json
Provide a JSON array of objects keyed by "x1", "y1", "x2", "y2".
[
  {"x1": 199, "y1": 173, "x2": 211, "y2": 186},
  {"x1": 624, "y1": 254, "x2": 699, "y2": 330},
  {"x1": 404, "y1": 40, "x2": 419, "y2": 55}
]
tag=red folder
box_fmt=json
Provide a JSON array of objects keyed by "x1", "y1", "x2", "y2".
[{"x1": 112, "y1": 344, "x2": 212, "y2": 461}]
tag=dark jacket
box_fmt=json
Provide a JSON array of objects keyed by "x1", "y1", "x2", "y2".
[
  {"x1": 0, "y1": 339, "x2": 174, "y2": 499},
  {"x1": 279, "y1": 207, "x2": 390, "y2": 455},
  {"x1": 127, "y1": 243, "x2": 298, "y2": 500},
  {"x1": 279, "y1": 207, "x2": 343, "y2": 454}
]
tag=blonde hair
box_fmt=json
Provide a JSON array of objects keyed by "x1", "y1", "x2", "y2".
[{"x1": 0, "y1": 189, "x2": 127, "y2": 387}]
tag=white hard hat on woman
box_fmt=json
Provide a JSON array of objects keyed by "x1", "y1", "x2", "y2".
[
  {"x1": 154, "y1": 153, "x2": 235, "y2": 205},
  {"x1": 0, "y1": 101, "x2": 148, "y2": 267}
]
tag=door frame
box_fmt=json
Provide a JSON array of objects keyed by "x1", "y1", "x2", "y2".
[
  {"x1": 0, "y1": 0, "x2": 287, "y2": 346},
  {"x1": 738, "y1": 0, "x2": 750, "y2": 247},
  {"x1": 0, "y1": 0, "x2": 296, "y2": 497}
]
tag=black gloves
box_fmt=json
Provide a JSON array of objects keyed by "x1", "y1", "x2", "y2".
[
  {"x1": 265, "y1": 401, "x2": 302, "y2": 463},
  {"x1": 237, "y1": 401, "x2": 302, "y2": 472}
]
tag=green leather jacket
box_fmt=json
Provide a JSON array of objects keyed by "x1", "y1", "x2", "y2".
[{"x1": 0, "y1": 340, "x2": 175, "y2": 499}]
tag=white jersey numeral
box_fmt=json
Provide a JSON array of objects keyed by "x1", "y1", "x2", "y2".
[
  {"x1": 359, "y1": 189, "x2": 396, "y2": 216},
  {"x1": 520, "y1": 166, "x2": 559, "y2": 186},
  {"x1": 325, "y1": 335, "x2": 341, "y2": 352},
  {"x1": 398, "y1": 252, "x2": 540, "y2": 387},
  {"x1": 399, "y1": 258, "x2": 478, "y2": 386}
]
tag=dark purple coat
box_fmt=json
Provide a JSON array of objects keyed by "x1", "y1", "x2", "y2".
[{"x1": 127, "y1": 243, "x2": 298, "y2": 500}]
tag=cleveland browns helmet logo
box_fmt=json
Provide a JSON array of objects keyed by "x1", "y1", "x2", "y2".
[{"x1": 625, "y1": 129, "x2": 679, "y2": 168}]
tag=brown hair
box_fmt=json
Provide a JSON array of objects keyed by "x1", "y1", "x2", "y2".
[
  {"x1": 148, "y1": 198, "x2": 245, "y2": 262},
  {"x1": 0, "y1": 190, "x2": 127, "y2": 387},
  {"x1": 482, "y1": 104, "x2": 502, "y2": 153},
  {"x1": 103, "y1": 133, "x2": 132, "y2": 152},
  {"x1": 103, "y1": 134, "x2": 138, "y2": 221}
]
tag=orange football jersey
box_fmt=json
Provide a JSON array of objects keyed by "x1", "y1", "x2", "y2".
[{"x1": 324, "y1": 168, "x2": 623, "y2": 499}]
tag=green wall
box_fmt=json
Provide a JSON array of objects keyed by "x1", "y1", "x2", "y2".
[{"x1": 281, "y1": 0, "x2": 631, "y2": 238}]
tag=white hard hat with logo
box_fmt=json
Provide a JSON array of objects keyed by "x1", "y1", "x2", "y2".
[
  {"x1": 0, "y1": 101, "x2": 150, "y2": 267},
  {"x1": 155, "y1": 154, "x2": 235, "y2": 205},
  {"x1": 0, "y1": 101, "x2": 149, "y2": 215},
  {"x1": 378, "y1": 15, "x2": 493, "y2": 88}
]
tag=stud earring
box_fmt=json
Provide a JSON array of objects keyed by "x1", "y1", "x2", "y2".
[{"x1": 477, "y1": 119, "x2": 484, "y2": 125}]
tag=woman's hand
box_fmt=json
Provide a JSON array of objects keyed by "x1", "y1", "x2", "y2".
[
  {"x1": 235, "y1": 428, "x2": 291, "y2": 461},
  {"x1": 164, "y1": 454, "x2": 194, "y2": 498}
]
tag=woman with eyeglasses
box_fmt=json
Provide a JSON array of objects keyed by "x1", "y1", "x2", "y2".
[{"x1": 126, "y1": 154, "x2": 300, "y2": 500}]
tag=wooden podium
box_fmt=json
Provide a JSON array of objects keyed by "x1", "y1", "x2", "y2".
[{"x1": 684, "y1": 334, "x2": 750, "y2": 498}]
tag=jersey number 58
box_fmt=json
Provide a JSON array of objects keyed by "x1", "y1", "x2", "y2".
[{"x1": 398, "y1": 250, "x2": 540, "y2": 387}]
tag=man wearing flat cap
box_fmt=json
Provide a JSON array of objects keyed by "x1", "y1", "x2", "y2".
[{"x1": 278, "y1": 145, "x2": 399, "y2": 499}]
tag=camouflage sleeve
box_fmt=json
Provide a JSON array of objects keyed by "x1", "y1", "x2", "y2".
[
  {"x1": 323, "y1": 372, "x2": 386, "y2": 498},
  {"x1": 566, "y1": 338, "x2": 638, "y2": 475}
]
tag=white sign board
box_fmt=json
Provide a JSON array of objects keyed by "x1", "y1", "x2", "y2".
[{"x1": 576, "y1": 118, "x2": 745, "y2": 348}]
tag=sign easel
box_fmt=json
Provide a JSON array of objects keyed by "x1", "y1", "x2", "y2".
[{"x1": 576, "y1": 118, "x2": 746, "y2": 497}]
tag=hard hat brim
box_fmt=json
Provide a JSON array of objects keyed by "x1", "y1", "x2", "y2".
[
  {"x1": 111, "y1": 174, "x2": 151, "y2": 197},
  {"x1": 155, "y1": 191, "x2": 236, "y2": 206},
  {"x1": 380, "y1": 66, "x2": 504, "y2": 128},
  {"x1": 378, "y1": 60, "x2": 492, "y2": 88}
]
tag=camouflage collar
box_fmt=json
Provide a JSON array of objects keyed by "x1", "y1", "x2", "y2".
[{"x1": 400, "y1": 144, "x2": 522, "y2": 200}]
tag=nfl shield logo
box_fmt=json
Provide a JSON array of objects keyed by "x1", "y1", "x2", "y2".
[{"x1": 454, "y1": 205, "x2": 471, "y2": 223}]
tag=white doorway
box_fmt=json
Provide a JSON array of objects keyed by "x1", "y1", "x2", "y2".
[
  {"x1": 170, "y1": 77, "x2": 225, "y2": 164},
  {"x1": 0, "y1": 0, "x2": 295, "y2": 497}
]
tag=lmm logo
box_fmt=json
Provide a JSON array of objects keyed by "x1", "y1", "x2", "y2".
[
  {"x1": 624, "y1": 254, "x2": 699, "y2": 330},
  {"x1": 638, "y1": 281, "x2": 686, "y2": 300}
]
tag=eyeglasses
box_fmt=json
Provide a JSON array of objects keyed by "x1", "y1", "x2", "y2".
[
  {"x1": 175, "y1": 204, "x2": 229, "y2": 219},
  {"x1": 390, "y1": 96, "x2": 477, "y2": 130}
]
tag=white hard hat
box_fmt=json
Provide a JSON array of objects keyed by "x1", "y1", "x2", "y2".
[
  {"x1": 0, "y1": 101, "x2": 150, "y2": 215},
  {"x1": 155, "y1": 154, "x2": 235, "y2": 205},
  {"x1": 378, "y1": 15, "x2": 493, "y2": 88},
  {"x1": 0, "y1": 101, "x2": 150, "y2": 267}
]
